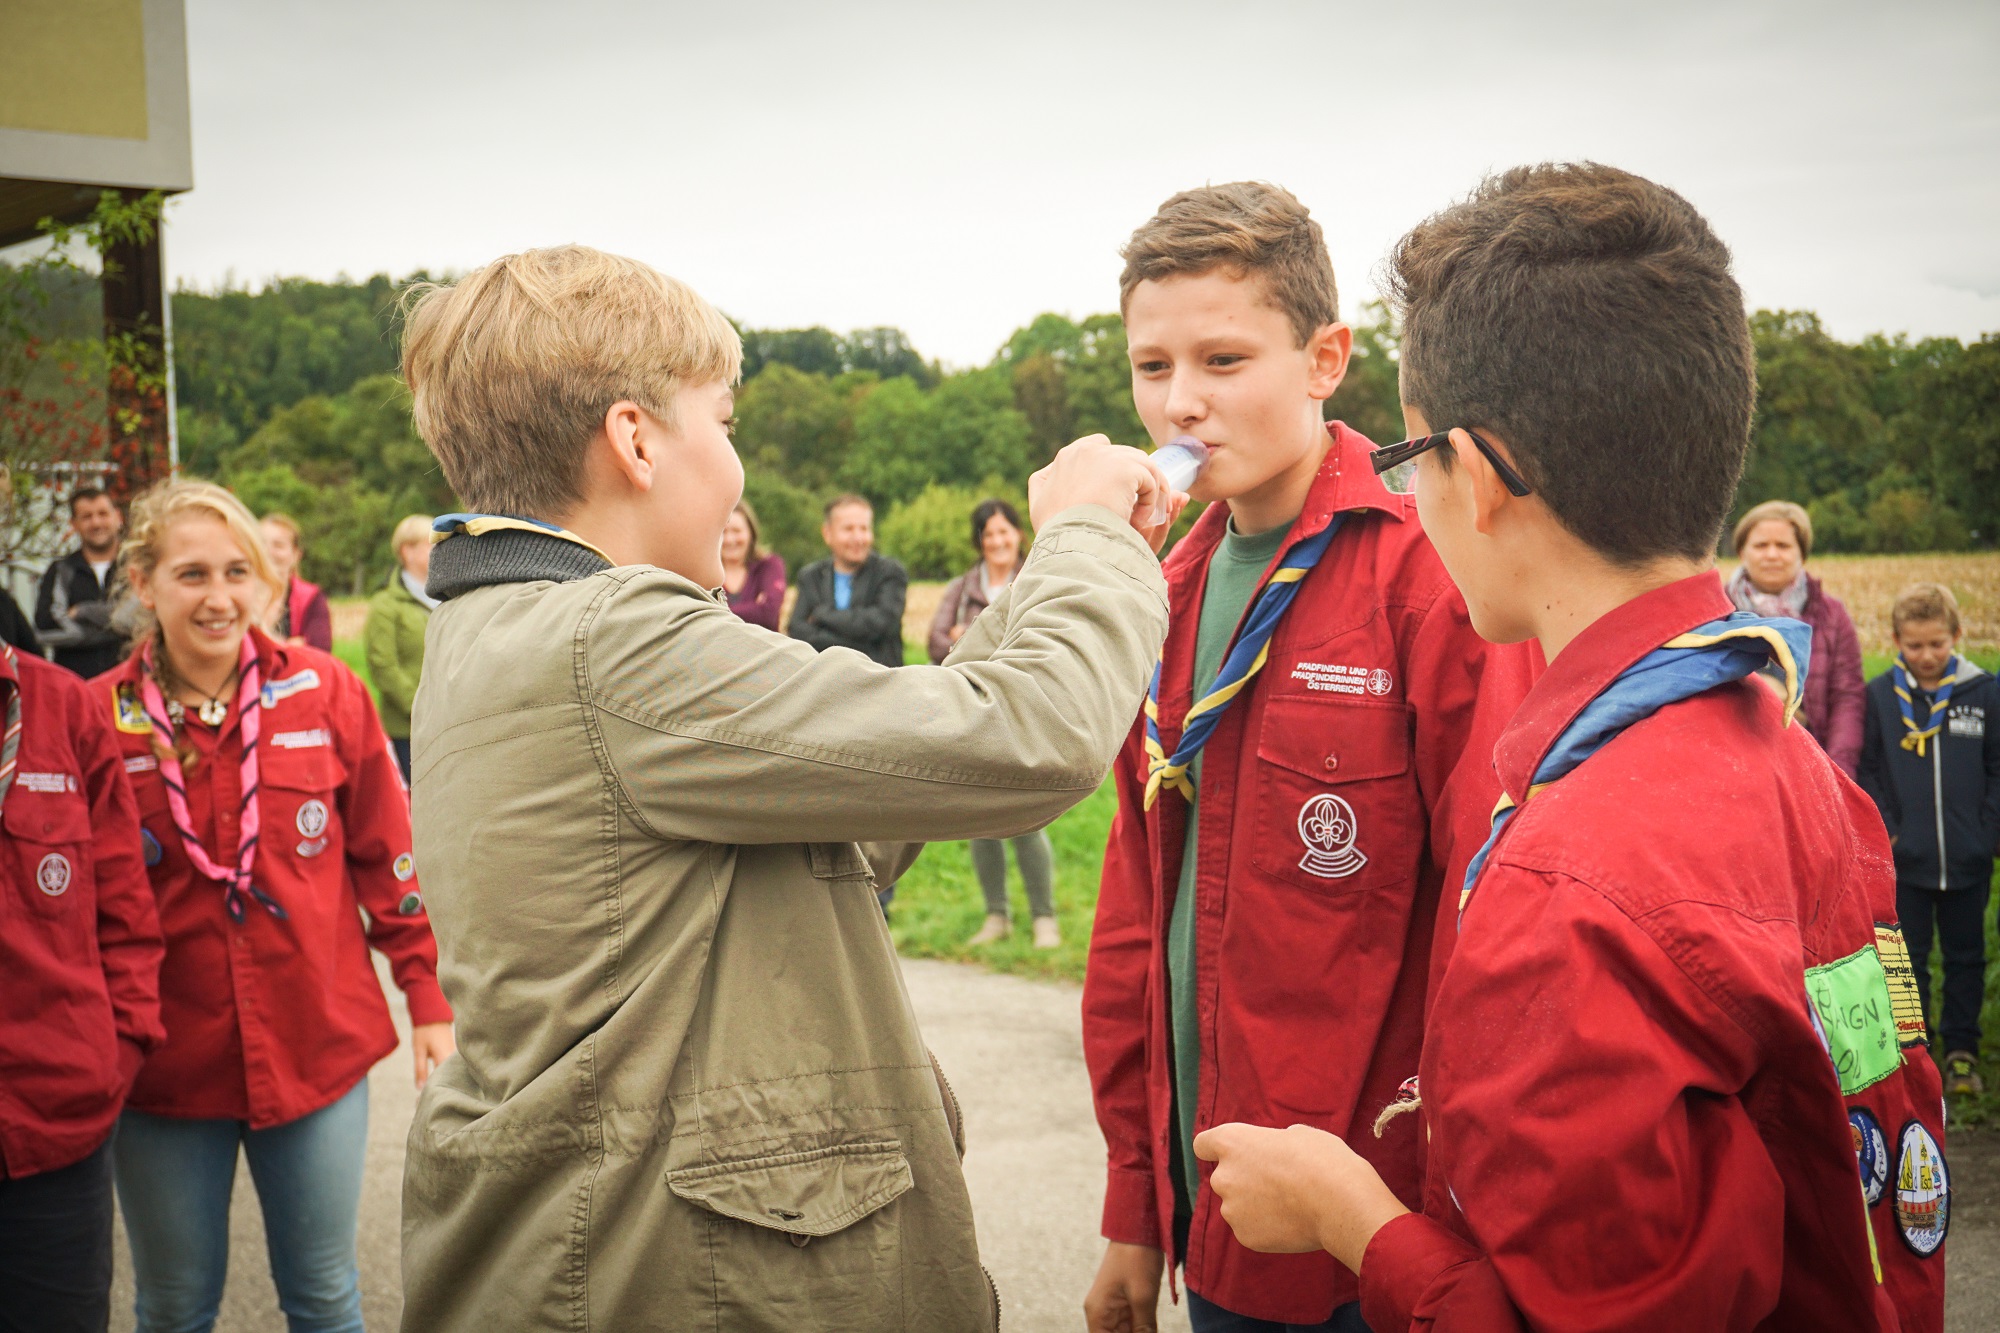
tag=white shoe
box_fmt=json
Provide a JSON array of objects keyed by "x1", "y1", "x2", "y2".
[
  {"x1": 1031, "y1": 916, "x2": 1062, "y2": 949},
  {"x1": 967, "y1": 914, "x2": 1011, "y2": 946}
]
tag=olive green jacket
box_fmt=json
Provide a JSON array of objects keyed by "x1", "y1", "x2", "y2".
[
  {"x1": 363, "y1": 571, "x2": 431, "y2": 739},
  {"x1": 400, "y1": 506, "x2": 1168, "y2": 1332}
]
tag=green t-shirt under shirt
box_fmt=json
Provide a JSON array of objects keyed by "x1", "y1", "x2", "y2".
[{"x1": 1167, "y1": 514, "x2": 1292, "y2": 1219}]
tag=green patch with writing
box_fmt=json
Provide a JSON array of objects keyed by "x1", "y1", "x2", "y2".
[{"x1": 1806, "y1": 945, "x2": 1904, "y2": 1096}]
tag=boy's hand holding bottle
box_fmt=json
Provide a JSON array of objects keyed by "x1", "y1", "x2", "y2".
[{"x1": 1029, "y1": 434, "x2": 1202, "y2": 554}]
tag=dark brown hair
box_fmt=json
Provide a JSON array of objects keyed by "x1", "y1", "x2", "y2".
[
  {"x1": 1385, "y1": 162, "x2": 1754, "y2": 565},
  {"x1": 1120, "y1": 182, "x2": 1339, "y2": 346}
]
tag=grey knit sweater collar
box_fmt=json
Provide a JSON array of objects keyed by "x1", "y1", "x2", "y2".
[{"x1": 427, "y1": 528, "x2": 612, "y2": 602}]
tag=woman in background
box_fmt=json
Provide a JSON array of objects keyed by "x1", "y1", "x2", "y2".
[
  {"x1": 721, "y1": 500, "x2": 786, "y2": 631},
  {"x1": 1728, "y1": 500, "x2": 1864, "y2": 775},
  {"x1": 102, "y1": 482, "x2": 450, "y2": 1333},
  {"x1": 364, "y1": 515, "x2": 437, "y2": 785},
  {"x1": 929, "y1": 498, "x2": 1060, "y2": 949},
  {"x1": 259, "y1": 513, "x2": 332, "y2": 652}
]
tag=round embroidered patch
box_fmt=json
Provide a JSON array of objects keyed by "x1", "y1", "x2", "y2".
[
  {"x1": 1296, "y1": 793, "x2": 1367, "y2": 878},
  {"x1": 1366, "y1": 668, "x2": 1394, "y2": 696},
  {"x1": 295, "y1": 799, "x2": 329, "y2": 839},
  {"x1": 393, "y1": 852, "x2": 415, "y2": 882},
  {"x1": 141, "y1": 828, "x2": 163, "y2": 867},
  {"x1": 1850, "y1": 1108, "x2": 1889, "y2": 1207},
  {"x1": 36, "y1": 852, "x2": 71, "y2": 896},
  {"x1": 1893, "y1": 1120, "x2": 1949, "y2": 1256},
  {"x1": 397, "y1": 891, "x2": 423, "y2": 916}
]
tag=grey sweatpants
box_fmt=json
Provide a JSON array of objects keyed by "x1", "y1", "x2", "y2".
[{"x1": 971, "y1": 831, "x2": 1054, "y2": 920}]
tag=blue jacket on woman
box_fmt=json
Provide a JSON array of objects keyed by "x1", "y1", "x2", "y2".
[{"x1": 1857, "y1": 659, "x2": 2000, "y2": 890}]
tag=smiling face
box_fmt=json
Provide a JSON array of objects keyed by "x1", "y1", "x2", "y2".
[
  {"x1": 136, "y1": 515, "x2": 265, "y2": 679},
  {"x1": 720, "y1": 509, "x2": 752, "y2": 566},
  {"x1": 72, "y1": 494, "x2": 122, "y2": 558},
  {"x1": 979, "y1": 511, "x2": 1021, "y2": 569},
  {"x1": 1125, "y1": 270, "x2": 1349, "y2": 532},
  {"x1": 823, "y1": 501, "x2": 874, "y2": 572},
  {"x1": 261, "y1": 519, "x2": 300, "y2": 581},
  {"x1": 1740, "y1": 518, "x2": 1804, "y2": 593}
]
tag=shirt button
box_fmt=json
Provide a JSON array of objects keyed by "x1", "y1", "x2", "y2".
[{"x1": 1323, "y1": 755, "x2": 1340, "y2": 772}]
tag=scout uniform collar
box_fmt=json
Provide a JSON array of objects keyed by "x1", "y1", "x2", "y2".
[{"x1": 427, "y1": 513, "x2": 615, "y2": 602}]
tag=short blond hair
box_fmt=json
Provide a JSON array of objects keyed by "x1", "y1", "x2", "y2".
[
  {"x1": 1732, "y1": 500, "x2": 1813, "y2": 560},
  {"x1": 391, "y1": 514, "x2": 434, "y2": 553},
  {"x1": 400, "y1": 245, "x2": 742, "y2": 516},
  {"x1": 1892, "y1": 583, "x2": 1962, "y2": 637},
  {"x1": 121, "y1": 480, "x2": 282, "y2": 647},
  {"x1": 1119, "y1": 182, "x2": 1339, "y2": 346}
]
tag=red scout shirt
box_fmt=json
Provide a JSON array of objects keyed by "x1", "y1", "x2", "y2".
[
  {"x1": 1358, "y1": 573, "x2": 1947, "y2": 1333},
  {"x1": 99, "y1": 629, "x2": 450, "y2": 1127},
  {"x1": 0, "y1": 650, "x2": 164, "y2": 1176},
  {"x1": 1083, "y1": 423, "x2": 1540, "y2": 1323}
]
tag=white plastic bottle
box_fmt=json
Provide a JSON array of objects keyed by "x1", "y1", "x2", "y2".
[{"x1": 1148, "y1": 435, "x2": 1210, "y2": 526}]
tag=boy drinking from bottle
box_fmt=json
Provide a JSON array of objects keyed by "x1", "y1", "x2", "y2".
[
  {"x1": 1082, "y1": 183, "x2": 1537, "y2": 1332},
  {"x1": 1193, "y1": 163, "x2": 1946, "y2": 1333}
]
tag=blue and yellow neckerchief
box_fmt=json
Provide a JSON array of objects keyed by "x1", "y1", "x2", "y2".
[
  {"x1": 432, "y1": 512, "x2": 615, "y2": 564},
  {"x1": 1142, "y1": 514, "x2": 1346, "y2": 810},
  {"x1": 1457, "y1": 612, "x2": 1811, "y2": 919},
  {"x1": 1892, "y1": 653, "x2": 1959, "y2": 756}
]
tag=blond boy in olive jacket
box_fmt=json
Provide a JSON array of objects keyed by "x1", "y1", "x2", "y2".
[{"x1": 395, "y1": 245, "x2": 1180, "y2": 1333}]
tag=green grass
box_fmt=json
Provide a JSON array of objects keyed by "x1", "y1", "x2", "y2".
[
  {"x1": 889, "y1": 777, "x2": 1115, "y2": 983},
  {"x1": 1862, "y1": 647, "x2": 2000, "y2": 680}
]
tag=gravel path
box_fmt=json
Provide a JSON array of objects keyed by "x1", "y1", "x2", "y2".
[{"x1": 108, "y1": 958, "x2": 1991, "y2": 1332}]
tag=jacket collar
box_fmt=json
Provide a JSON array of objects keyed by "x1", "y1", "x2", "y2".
[
  {"x1": 1493, "y1": 570, "x2": 1734, "y2": 803},
  {"x1": 427, "y1": 517, "x2": 613, "y2": 602},
  {"x1": 1165, "y1": 421, "x2": 1403, "y2": 580}
]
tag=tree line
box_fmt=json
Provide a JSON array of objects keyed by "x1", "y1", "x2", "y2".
[{"x1": 9, "y1": 261, "x2": 1993, "y2": 591}]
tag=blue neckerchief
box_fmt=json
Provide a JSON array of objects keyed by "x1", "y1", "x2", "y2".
[
  {"x1": 1458, "y1": 612, "x2": 1812, "y2": 920},
  {"x1": 432, "y1": 512, "x2": 615, "y2": 564},
  {"x1": 1892, "y1": 654, "x2": 1958, "y2": 757},
  {"x1": 1143, "y1": 514, "x2": 1346, "y2": 810}
]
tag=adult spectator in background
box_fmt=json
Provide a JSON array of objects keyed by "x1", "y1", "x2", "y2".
[
  {"x1": 720, "y1": 500, "x2": 785, "y2": 630},
  {"x1": 259, "y1": 513, "x2": 333, "y2": 651},
  {"x1": 102, "y1": 482, "x2": 451, "y2": 1333},
  {"x1": 365, "y1": 515, "x2": 438, "y2": 784},
  {"x1": 930, "y1": 498, "x2": 1061, "y2": 948},
  {"x1": 787, "y1": 494, "x2": 907, "y2": 668},
  {"x1": 0, "y1": 629, "x2": 164, "y2": 1333},
  {"x1": 1728, "y1": 500, "x2": 1864, "y2": 775},
  {"x1": 35, "y1": 487, "x2": 125, "y2": 677}
]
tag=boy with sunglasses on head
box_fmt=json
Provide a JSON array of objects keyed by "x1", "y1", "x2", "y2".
[
  {"x1": 1082, "y1": 182, "x2": 1537, "y2": 1333},
  {"x1": 1194, "y1": 163, "x2": 1946, "y2": 1332}
]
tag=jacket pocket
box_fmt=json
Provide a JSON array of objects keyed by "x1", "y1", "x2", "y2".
[
  {"x1": 1248, "y1": 696, "x2": 1421, "y2": 897},
  {"x1": 259, "y1": 743, "x2": 348, "y2": 867},
  {"x1": 668, "y1": 1139, "x2": 910, "y2": 1330},
  {"x1": 807, "y1": 841, "x2": 876, "y2": 885},
  {"x1": 3, "y1": 787, "x2": 94, "y2": 921}
]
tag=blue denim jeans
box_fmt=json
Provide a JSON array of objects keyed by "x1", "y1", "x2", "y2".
[
  {"x1": 113, "y1": 1079, "x2": 368, "y2": 1333},
  {"x1": 1188, "y1": 1288, "x2": 1373, "y2": 1333}
]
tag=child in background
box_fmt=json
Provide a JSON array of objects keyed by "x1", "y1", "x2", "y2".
[
  {"x1": 1859, "y1": 582, "x2": 1999, "y2": 1096},
  {"x1": 1191, "y1": 163, "x2": 1945, "y2": 1332}
]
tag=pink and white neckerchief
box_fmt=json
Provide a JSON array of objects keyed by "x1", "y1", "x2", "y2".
[
  {"x1": 0, "y1": 644, "x2": 21, "y2": 816},
  {"x1": 139, "y1": 635, "x2": 286, "y2": 923}
]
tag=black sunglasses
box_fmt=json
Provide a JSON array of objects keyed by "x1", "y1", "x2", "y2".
[{"x1": 1370, "y1": 429, "x2": 1532, "y2": 497}]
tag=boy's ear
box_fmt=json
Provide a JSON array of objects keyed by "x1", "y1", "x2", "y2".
[
  {"x1": 1306, "y1": 323, "x2": 1353, "y2": 403},
  {"x1": 1450, "y1": 427, "x2": 1523, "y2": 537},
  {"x1": 600, "y1": 400, "x2": 658, "y2": 494}
]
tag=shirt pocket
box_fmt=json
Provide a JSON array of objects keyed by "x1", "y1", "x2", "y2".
[
  {"x1": 1248, "y1": 695, "x2": 1422, "y2": 898},
  {"x1": 259, "y1": 743, "x2": 349, "y2": 868},
  {"x1": 667, "y1": 1138, "x2": 910, "y2": 1328},
  {"x1": 3, "y1": 787, "x2": 95, "y2": 922},
  {"x1": 807, "y1": 841, "x2": 877, "y2": 886}
]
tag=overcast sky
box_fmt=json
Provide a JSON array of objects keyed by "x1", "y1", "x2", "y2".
[{"x1": 161, "y1": 0, "x2": 1999, "y2": 367}]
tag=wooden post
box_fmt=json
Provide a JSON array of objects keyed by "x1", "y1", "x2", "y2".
[{"x1": 99, "y1": 190, "x2": 170, "y2": 499}]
